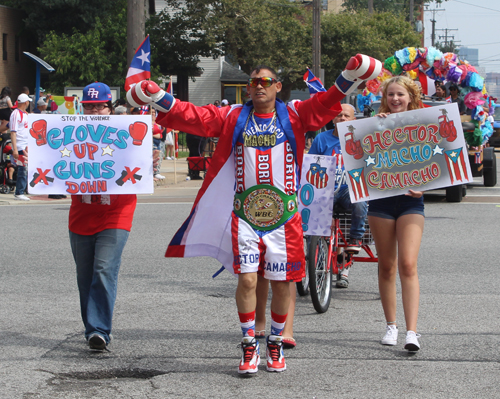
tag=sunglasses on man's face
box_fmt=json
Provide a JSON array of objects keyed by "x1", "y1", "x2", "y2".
[{"x1": 247, "y1": 77, "x2": 278, "y2": 88}]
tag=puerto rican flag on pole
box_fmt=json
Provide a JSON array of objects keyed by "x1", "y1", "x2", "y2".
[
  {"x1": 444, "y1": 148, "x2": 469, "y2": 184},
  {"x1": 418, "y1": 69, "x2": 436, "y2": 97},
  {"x1": 124, "y1": 35, "x2": 151, "y2": 91},
  {"x1": 347, "y1": 167, "x2": 369, "y2": 201},
  {"x1": 303, "y1": 68, "x2": 326, "y2": 97}
]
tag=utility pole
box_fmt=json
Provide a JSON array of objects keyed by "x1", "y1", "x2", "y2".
[
  {"x1": 409, "y1": 0, "x2": 414, "y2": 26},
  {"x1": 312, "y1": 0, "x2": 321, "y2": 79},
  {"x1": 425, "y1": 6, "x2": 445, "y2": 46},
  {"x1": 368, "y1": 0, "x2": 373, "y2": 14},
  {"x1": 437, "y1": 28, "x2": 459, "y2": 50},
  {"x1": 127, "y1": 0, "x2": 146, "y2": 67}
]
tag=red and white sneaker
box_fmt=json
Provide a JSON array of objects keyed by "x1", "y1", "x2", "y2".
[
  {"x1": 238, "y1": 336, "x2": 260, "y2": 375},
  {"x1": 266, "y1": 335, "x2": 286, "y2": 372}
]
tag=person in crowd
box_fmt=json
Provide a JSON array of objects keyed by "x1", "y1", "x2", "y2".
[
  {"x1": 20, "y1": 86, "x2": 35, "y2": 113},
  {"x1": 165, "y1": 127, "x2": 176, "y2": 160},
  {"x1": 214, "y1": 100, "x2": 221, "y2": 107},
  {"x1": 152, "y1": 108, "x2": 166, "y2": 180},
  {"x1": 33, "y1": 99, "x2": 49, "y2": 114},
  {"x1": 9, "y1": 93, "x2": 31, "y2": 201},
  {"x1": 127, "y1": 54, "x2": 381, "y2": 374},
  {"x1": 114, "y1": 105, "x2": 128, "y2": 115},
  {"x1": 449, "y1": 84, "x2": 466, "y2": 114},
  {"x1": 434, "y1": 84, "x2": 448, "y2": 101},
  {"x1": 370, "y1": 76, "x2": 424, "y2": 352},
  {"x1": 0, "y1": 86, "x2": 13, "y2": 132},
  {"x1": 130, "y1": 107, "x2": 141, "y2": 115},
  {"x1": 254, "y1": 103, "x2": 368, "y2": 350},
  {"x1": 69, "y1": 82, "x2": 137, "y2": 351},
  {"x1": 221, "y1": 99, "x2": 230, "y2": 107},
  {"x1": 309, "y1": 103, "x2": 368, "y2": 287}
]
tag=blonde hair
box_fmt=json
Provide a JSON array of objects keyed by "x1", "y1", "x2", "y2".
[{"x1": 379, "y1": 76, "x2": 421, "y2": 114}]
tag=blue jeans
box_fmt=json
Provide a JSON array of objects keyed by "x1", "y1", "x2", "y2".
[
  {"x1": 335, "y1": 186, "x2": 368, "y2": 239},
  {"x1": 69, "y1": 229, "x2": 130, "y2": 343},
  {"x1": 15, "y1": 151, "x2": 27, "y2": 195}
]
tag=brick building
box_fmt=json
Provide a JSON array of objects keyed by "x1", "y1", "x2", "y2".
[{"x1": 0, "y1": 5, "x2": 35, "y2": 98}]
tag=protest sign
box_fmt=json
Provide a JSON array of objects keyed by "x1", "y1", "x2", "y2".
[
  {"x1": 27, "y1": 114, "x2": 154, "y2": 195},
  {"x1": 298, "y1": 154, "x2": 337, "y2": 236},
  {"x1": 337, "y1": 103, "x2": 472, "y2": 203}
]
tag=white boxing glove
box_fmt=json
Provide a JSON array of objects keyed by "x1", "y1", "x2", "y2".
[
  {"x1": 126, "y1": 81, "x2": 176, "y2": 113},
  {"x1": 335, "y1": 54, "x2": 382, "y2": 95}
]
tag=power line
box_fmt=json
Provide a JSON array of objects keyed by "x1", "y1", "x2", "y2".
[
  {"x1": 462, "y1": 41, "x2": 500, "y2": 46},
  {"x1": 451, "y1": 0, "x2": 500, "y2": 13}
]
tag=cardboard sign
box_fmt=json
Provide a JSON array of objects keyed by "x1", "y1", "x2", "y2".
[
  {"x1": 27, "y1": 114, "x2": 154, "y2": 195},
  {"x1": 337, "y1": 103, "x2": 473, "y2": 203},
  {"x1": 298, "y1": 154, "x2": 337, "y2": 236}
]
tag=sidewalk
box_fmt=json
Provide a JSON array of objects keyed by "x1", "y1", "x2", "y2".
[{"x1": 0, "y1": 157, "x2": 204, "y2": 205}]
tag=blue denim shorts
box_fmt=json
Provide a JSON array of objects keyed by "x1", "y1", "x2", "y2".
[{"x1": 368, "y1": 195, "x2": 424, "y2": 220}]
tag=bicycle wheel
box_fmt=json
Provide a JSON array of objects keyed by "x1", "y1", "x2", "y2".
[
  {"x1": 296, "y1": 236, "x2": 310, "y2": 296},
  {"x1": 308, "y1": 236, "x2": 332, "y2": 313}
]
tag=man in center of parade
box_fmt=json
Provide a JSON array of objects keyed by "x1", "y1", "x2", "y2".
[{"x1": 127, "y1": 54, "x2": 381, "y2": 375}]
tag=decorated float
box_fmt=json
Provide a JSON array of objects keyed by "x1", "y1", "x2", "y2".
[{"x1": 357, "y1": 46, "x2": 497, "y2": 201}]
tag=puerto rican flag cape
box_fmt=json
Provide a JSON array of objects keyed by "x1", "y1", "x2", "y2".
[{"x1": 158, "y1": 95, "x2": 342, "y2": 272}]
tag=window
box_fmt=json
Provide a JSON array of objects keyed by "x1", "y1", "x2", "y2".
[
  {"x1": 3, "y1": 34, "x2": 7, "y2": 61},
  {"x1": 223, "y1": 84, "x2": 248, "y2": 105}
]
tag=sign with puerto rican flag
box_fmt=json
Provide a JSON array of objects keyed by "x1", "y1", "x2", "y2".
[
  {"x1": 336, "y1": 103, "x2": 473, "y2": 203},
  {"x1": 124, "y1": 35, "x2": 151, "y2": 91},
  {"x1": 27, "y1": 114, "x2": 154, "y2": 195},
  {"x1": 298, "y1": 154, "x2": 337, "y2": 236}
]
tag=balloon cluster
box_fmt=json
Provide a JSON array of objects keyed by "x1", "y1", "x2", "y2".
[
  {"x1": 360, "y1": 46, "x2": 497, "y2": 147},
  {"x1": 365, "y1": 46, "x2": 492, "y2": 109}
]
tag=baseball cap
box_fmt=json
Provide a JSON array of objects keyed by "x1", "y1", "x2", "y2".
[
  {"x1": 221, "y1": 99, "x2": 229, "y2": 105},
  {"x1": 17, "y1": 93, "x2": 32, "y2": 103},
  {"x1": 81, "y1": 82, "x2": 112, "y2": 103},
  {"x1": 37, "y1": 99, "x2": 47, "y2": 106}
]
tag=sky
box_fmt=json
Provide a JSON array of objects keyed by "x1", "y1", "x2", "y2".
[{"x1": 423, "y1": 0, "x2": 500, "y2": 73}]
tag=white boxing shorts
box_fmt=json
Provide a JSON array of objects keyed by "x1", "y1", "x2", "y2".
[{"x1": 231, "y1": 212, "x2": 305, "y2": 281}]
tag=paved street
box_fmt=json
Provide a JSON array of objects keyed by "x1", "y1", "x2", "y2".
[{"x1": 1, "y1": 157, "x2": 500, "y2": 398}]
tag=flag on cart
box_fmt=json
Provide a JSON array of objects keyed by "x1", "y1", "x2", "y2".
[
  {"x1": 303, "y1": 68, "x2": 326, "y2": 97},
  {"x1": 348, "y1": 167, "x2": 369, "y2": 201},
  {"x1": 124, "y1": 35, "x2": 151, "y2": 91},
  {"x1": 444, "y1": 148, "x2": 469, "y2": 184},
  {"x1": 418, "y1": 69, "x2": 436, "y2": 97}
]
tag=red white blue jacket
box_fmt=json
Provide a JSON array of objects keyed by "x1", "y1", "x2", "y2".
[{"x1": 157, "y1": 93, "x2": 342, "y2": 270}]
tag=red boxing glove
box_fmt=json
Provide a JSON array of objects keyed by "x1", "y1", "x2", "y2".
[
  {"x1": 129, "y1": 122, "x2": 148, "y2": 145},
  {"x1": 30, "y1": 120, "x2": 47, "y2": 146}
]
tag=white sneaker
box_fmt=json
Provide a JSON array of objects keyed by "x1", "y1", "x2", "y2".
[
  {"x1": 167, "y1": 157, "x2": 172, "y2": 160},
  {"x1": 154, "y1": 174, "x2": 165, "y2": 180},
  {"x1": 381, "y1": 325, "x2": 398, "y2": 346},
  {"x1": 404, "y1": 331, "x2": 421, "y2": 351},
  {"x1": 14, "y1": 194, "x2": 30, "y2": 201}
]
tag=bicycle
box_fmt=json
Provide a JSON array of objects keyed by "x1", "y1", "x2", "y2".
[{"x1": 299, "y1": 203, "x2": 378, "y2": 313}]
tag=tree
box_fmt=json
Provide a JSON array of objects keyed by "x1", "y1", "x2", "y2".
[
  {"x1": 341, "y1": 0, "x2": 448, "y2": 16},
  {"x1": 37, "y1": 6, "x2": 129, "y2": 93},
  {"x1": 0, "y1": 0, "x2": 122, "y2": 44},
  {"x1": 148, "y1": 0, "x2": 312, "y2": 101},
  {"x1": 321, "y1": 11, "x2": 422, "y2": 87}
]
